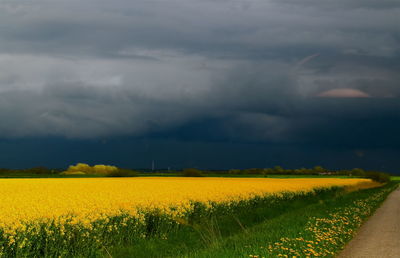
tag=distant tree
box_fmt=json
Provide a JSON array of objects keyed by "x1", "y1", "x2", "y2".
[
  {"x1": 364, "y1": 171, "x2": 390, "y2": 183},
  {"x1": 67, "y1": 163, "x2": 93, "y2": 174},
  {"x1": 273, "y1": 166, "x2": 284, "y2": 174},
  {"x1": 93, "y1": 164, "x2": 118, "y2": 175},
  {"x1": 25, "y1": 167, "x2": 52, "y2": 174},
  {"x1": 182, "y1": 168, "x2": 204, "y2": 177},
  {"x1": 243, "y1": 168, "x2": 263, "y2": 175},
  {"x1": 292, "y1": 169, "x2": 301, "y2": 175},
  {"x1": 263, "y1": 168, "x2": 274, "y2": 175},
  {"x1": 0, "y1": 168, "x2": 11, "y2": 174},
  {"x1": 64, "y1": 163, "x2": 118, "y2": 175},
  {"x1": 313, "y1": 166, "x2": 326, "y2": 173},
  {"x1": 228, "y1": 169, "x2": 241, "y2": 175},
  {"x1": 351, "y1": 168, "x2": 366, "y2": 176},
  {"x1": 107, "y1": 168, "x2": 138, "y2": 177}
]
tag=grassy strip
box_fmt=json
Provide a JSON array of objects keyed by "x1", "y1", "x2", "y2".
[
  {"x1": 109, "y1": 188, "x2": 344, "y2": 258},
  {"x1": 391, "y1": 176, "x2": 400, "y2": 181},
  {"x1": 189, "y1": 182, "x2": 398, "y2": 258}
]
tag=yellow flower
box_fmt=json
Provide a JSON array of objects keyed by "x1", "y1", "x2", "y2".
[{"x1": 0, "y1": 177, "x2": 374, "y2": 234}]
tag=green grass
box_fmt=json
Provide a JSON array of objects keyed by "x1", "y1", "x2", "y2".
[
  {"x1": 110, "y1": 188, "x2": 342, "y2": 258},
  {"x1": 391, "y1": 176, "x2": 400, "y2": 181},
  {"x1": 110, "y1": 182, "x2": 398, "y2": 258},
  {"x1": 191, "y1": 182, "x2": 398, "y2": 258}
]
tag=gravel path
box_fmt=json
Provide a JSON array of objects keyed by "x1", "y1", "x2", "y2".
[{"x1": 339, "y1": 186, "x2": 400, "y2": 258}]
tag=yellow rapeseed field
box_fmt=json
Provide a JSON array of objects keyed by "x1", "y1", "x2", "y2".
[{"x1": 0, "y1": 177, "x2": 376, "y2": 233}]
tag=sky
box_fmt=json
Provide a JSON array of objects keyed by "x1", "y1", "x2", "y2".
[{"x1": 0, "y1": 0, "x2": 399, "y2": 173}]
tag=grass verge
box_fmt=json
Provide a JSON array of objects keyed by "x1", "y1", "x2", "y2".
[{"x1": 391, "y1": 176, "x2": 400, "y2": 181}]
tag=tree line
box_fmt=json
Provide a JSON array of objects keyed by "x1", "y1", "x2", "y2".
[{"x1": 0, "y1": 165, "x2": 392, "y2": 182}]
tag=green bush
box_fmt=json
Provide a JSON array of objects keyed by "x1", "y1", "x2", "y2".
[
  {"x1": 364, "y1": 171, "x2": 390, "y2": 183},
  {"x1": 244, "y1": 168, "x2": 264, "y2": 175},
  {"x1": 228, "y1": 169, "x2": 242, "y2": 175},
  {"x1": 63, "y1": 163, "x2": 120, "y2": 176}
]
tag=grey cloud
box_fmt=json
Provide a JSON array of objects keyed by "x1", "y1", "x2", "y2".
[
  {"x1": 1, "y1": 0, "x2": 399, "y2": 59},
  {"x1": 278, "y1": 0, "x2": 400, "y2": 10},
  {"x1": 0, "y1": 0, "x2": 399, "y2": 142}
]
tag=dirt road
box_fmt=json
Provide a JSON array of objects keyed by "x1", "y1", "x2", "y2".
[{"x1": 339, "y1": 186, "x2": 400, "y2": 258}]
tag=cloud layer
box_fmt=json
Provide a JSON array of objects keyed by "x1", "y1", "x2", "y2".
[{"x1": 0, "y1": 0, "x2": 399, "y2": 148}]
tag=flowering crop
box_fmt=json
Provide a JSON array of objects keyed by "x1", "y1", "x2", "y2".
[
  {"x1": 0, "y1": 178, "x2": 376, "y2": 231},
  {"x1": 0, "y1": 177, "x2": 377, "y2": 256}
]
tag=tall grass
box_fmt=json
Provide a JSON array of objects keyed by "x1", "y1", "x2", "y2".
[
  {"x1": 110, "y1": 187, "x2": 345, "y2": 257},
  {"x1": 189, "y1": 182, "x2": 398, "y2": 258}
]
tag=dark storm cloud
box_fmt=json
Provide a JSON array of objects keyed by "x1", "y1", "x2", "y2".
[
  {"x1": 278, "y1": 0, "x2": 400, "y2": 10},
  {"x1": 2, "y1": 0, "x2": 399, "y2": 58},
  {"x1": 0, "y1": 0, "x2": 399, "y2": 150}
]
